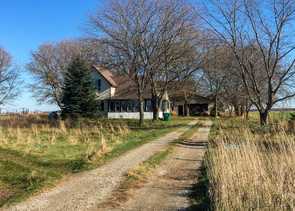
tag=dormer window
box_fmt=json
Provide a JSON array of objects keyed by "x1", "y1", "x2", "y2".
[{"x1": 97, "y1": 79, "x2": 101, "y2": 91}]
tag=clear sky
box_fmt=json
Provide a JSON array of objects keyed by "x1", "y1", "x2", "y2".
[
  {"x1": 0, "y1": 1, "x2": 293, "y2": 112},
  {"x1": 0, "y1": 0, "x2": 102, "y2": 112}
]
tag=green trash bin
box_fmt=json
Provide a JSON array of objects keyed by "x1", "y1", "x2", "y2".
[{"x1": 163, "y1": 112, "x2": 171, "y2": 121}]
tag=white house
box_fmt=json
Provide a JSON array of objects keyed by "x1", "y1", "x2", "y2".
[
  {"x1": 92, "y1": 65, "x2": 212, "y2": 119},
  {"x1": 92, "y1": 65, "x2": 169, "y2": 119}
]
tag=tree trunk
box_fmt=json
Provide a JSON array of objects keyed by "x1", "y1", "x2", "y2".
[
  {"x1": 139, "y1": 99, "x2": 144, "y2": 126},
  {"x1": 215, "y1": 95, "x2": 218, "y2": 118},
  {"x1": 151, "y1": 94, "x2": 158, "y2": 121},
  {"x1": 234, "y1": 104, "x2": 239, "y2": 116},
  {"x1": 245, "y1": 99, "x2": 251, "y2": 120},
  {"x1": 229, "y1": 107, "x2": 232, "y2": 117},
  {"x1": 184, "y1": 101, "x2": 190, "y2": 116},
  {"x1": 245, "y1": 110, "x2": 249, "y2": 120},
  {"x1": 240, "y1": 105, "x2": 245, "y2": 116},
  {"x1": 259, "y1": 110, "x2": 268, "y2": 125}
]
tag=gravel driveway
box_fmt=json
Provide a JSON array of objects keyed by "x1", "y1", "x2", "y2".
[
  {"x1": 3, "y1": 121, "x2": 197, "y2": 211},
  {"x1": 104, "y1": 120, "x2": 212, "y2": 211}
]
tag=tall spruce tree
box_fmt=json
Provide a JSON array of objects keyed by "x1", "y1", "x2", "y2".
[{"x1": 61, "y1": 57, "x2": 97, "y2": 118}]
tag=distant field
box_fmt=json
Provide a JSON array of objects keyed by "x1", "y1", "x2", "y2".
[
  {"x1": 205, "y1": 115, "x2": 295, "y2": 210},
  {"x1": 0, "y1": 114, "x2": 194, "y2": 207},
  {"x1": 247, "y1": 111, "x2": 294, "y2": 122}
]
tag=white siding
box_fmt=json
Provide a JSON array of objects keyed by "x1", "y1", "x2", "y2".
[
  {"x1": 91, "y1": 70, "x2": 115, "y2": 100},
  {"x1": 108, "y1": 112, "x2": 164, "y2": 119}
]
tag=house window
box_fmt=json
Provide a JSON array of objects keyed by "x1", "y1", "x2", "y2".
[
  {"x1": 121, "y1": 101, "x2": 128, "y2": 112},
  {"x1": 133, "y1": 101, "x2": 140, "y2": 112},
  {"x1": 127, "y1": 101, "x2": 134, "y2": 112},
  {"x1": 109, "y1": 101, "x2": 115, "y2": 112},
  {"x1": 144, "y1": 100, "x2": 152, "y2": 112},
  {"x1": 115, "y1": 101, "x2": 121, "y2": 112},
  {"x1": 97, "y1": 79, "x2": 101, "y2": 91}
]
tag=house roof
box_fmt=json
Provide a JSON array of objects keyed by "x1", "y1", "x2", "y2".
[
  {"x1": 93, "y1": 65, "x2": 118, "y2": 87},
  {"x1": 93, "y1": 65, "x2": 148, "y2": 100},
  {"x1": 112, "y1": 83, "x2": 152, "y2": 100},
  {"x1": 93, "y1": 65, "x2": 210, "y2": 102}
]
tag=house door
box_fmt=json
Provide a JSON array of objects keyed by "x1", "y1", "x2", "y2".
[{"x1": 178, "y1": 105, "x2": 184, "y2": 116}]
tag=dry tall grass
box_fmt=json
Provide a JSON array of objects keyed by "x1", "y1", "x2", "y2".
[
  {"x1": 0, "y1": 114, "x2": 130, "y2": 162},
  {"x1": 207, "y1": 119, "x2": 295, "y2": 210}
]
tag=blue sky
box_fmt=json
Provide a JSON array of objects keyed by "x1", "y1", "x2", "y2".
[
  {"x1": 0, "y1": 0, "x2": 102, "y2": 112},
  {"x1": 0, "y1": 1, "x2": 293, "y2": 112}
]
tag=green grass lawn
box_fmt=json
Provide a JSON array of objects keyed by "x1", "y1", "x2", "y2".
[{"x1": 0, "y1": 115, "x2": 194, "y2": 207}]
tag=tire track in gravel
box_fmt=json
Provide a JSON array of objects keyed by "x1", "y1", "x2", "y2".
[{"x1": 103, "y1": 120, "x2": 212, "y2": 211}]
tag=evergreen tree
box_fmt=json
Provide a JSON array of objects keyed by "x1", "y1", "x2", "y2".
[{"x1": 61, "y1": 57, "x2": 97, "y2": 118}]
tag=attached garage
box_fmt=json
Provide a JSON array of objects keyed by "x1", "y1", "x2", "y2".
[{"x1": 172, "y1": 95, "x2": 213, "y2": 116}]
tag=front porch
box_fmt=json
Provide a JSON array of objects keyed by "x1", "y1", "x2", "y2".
[{"x1": 100, "y1": 99, "x2": 167, "y2": 119}]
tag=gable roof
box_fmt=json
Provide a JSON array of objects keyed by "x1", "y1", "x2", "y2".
[
  {"x1": 93, "y1": 65, "x2": 143, "y2": 99},
  {"x1": 93, "y1": 65, "x2": 118, "y2": 87}
]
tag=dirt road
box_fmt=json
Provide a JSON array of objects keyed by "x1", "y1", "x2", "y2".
[{"x1": 104, "y1": 120, "x2": 212, "y2": 211}]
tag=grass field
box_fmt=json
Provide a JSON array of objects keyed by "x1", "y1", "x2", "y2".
[
  {"x1": 0, "y1": 114, "x2": 194, "y2": 207},
  {"x1": 205, "y1": 113, "x2": 295, "y2": 210}
]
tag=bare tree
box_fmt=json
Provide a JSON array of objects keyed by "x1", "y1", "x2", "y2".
[
  {"x1": 202, "y1": 45, "x2": 230, "y2": 117},
  {"x1": 149, "y1": 30, "x2": 205, "y2": 120},
  {"x1": 0, "y1": 47, "x2": 19, "y2": 106},
  {"x1": 27, "y1": 39, "x2": 102, "y2": 108},
  {"x1": 90, "y1": 0, "x2": 205, "y2": 122},
  {"x1": 89, "y1": 0, "x2": 165, "y2": 125},
  {"x1": 198, "y1": 0, "x2": 295, "y2": 125},
  {"x1": 222, "y1": 74, "x2": 250, "y2": 117},
  {"x1": 202, "y1": 44, "x2": 251, "y2": 117},
  {"x1": 142, "y1": 0, "x2": 203, "y2": 120}
]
